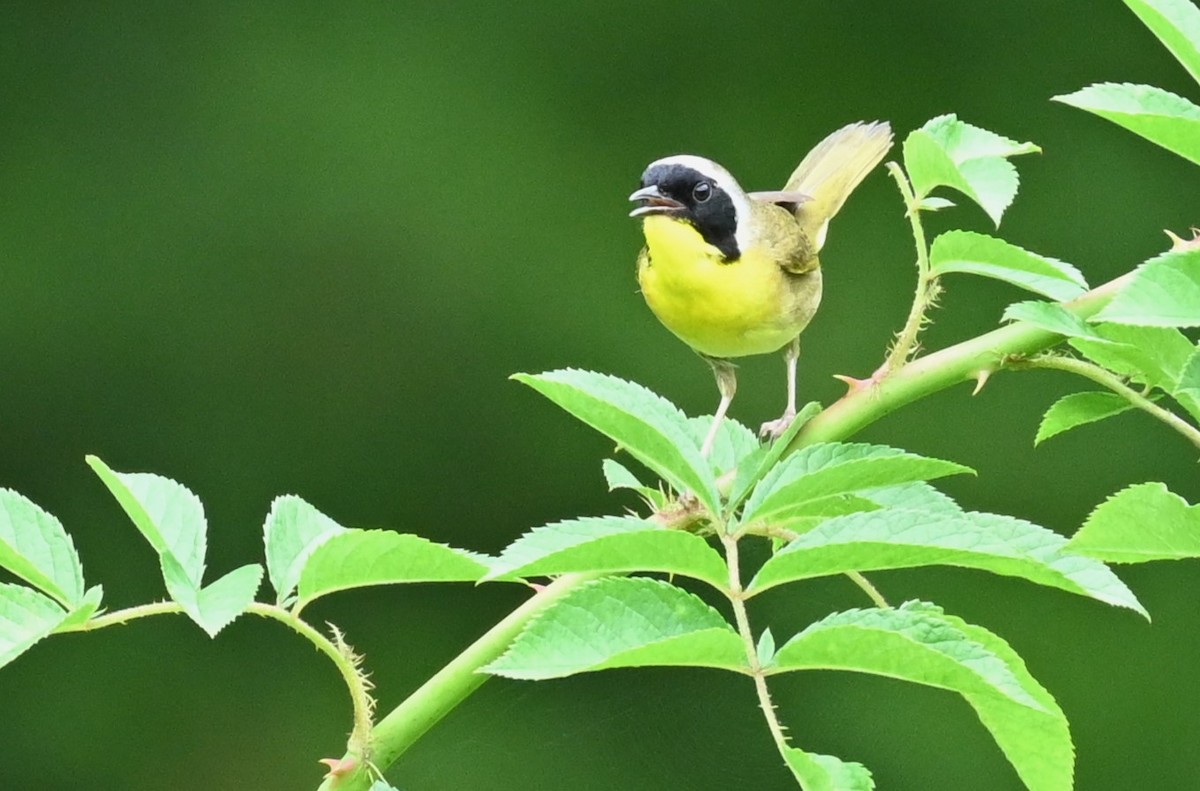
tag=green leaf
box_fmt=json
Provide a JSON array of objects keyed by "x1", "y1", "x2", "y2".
[
  {"x1": 756, "y1": 627, "x2": 776, "y2": 666},
  {"x1": 263, "y1": 495, "x2": 347, "y2": 606},
  {"x1": 1068, "y1": 482, "x2": 1200, "y2": 562},
  {"x1": 514, "y1": 370, "x2": 720, "y2": 513},
  {"x1": 917, "y1": 196, "x2": 956, "y2": 212},
  {"x1": 1002, "y1": 300, "x2": 1108, "y2": 340},
  {"x1": 1171, "y1": 347, "x2": 1200, "y2": 420},
  {"x1": 484, "y1": 577, "x2": 746, "y2": 679},
  {"x1": 602, "y1": 458, "x2": 645, "y2": 490},
  {"x1": 1125, "y1": 0, "x2": 1200, "y2": 84},
  {"x1": 903, "y1": 114, "x2": 1040, "y2": 226},
  {"x1": 686, "y1": 416, "x2": 760, "y2": 476},
  {"x1": 167, "y1": 563, "x2": 263, "y2": 638},
  {"x1": 772, "y1": 602, "x2": 1044, "y2": 709},
  {"x1": 54, "y1": 585, "x2": 105, "y2": 632},
  {"x1": 1093, "y1": 248, "x2": 1200, "y2": 326},
  {"x1": 0, "y1": 583, "x2": 68, "y2": 670},
  {"x1": 88, "y1": 456, "x2": 263, "y2": 637},
  {"x1": 1070, "y1": 323, "x2": 1194, "y2": 389},
  {"x1": 601, "y1": 459, "x2": 666, "y2": 508},
  {"x1": 484, "y1": 516, "x2": 728, "y2": 589},
  {"x1": 784, "y1": 748, "x2": 875, "y2": 791},
  {"x1": 296, "y1": 530, "x2": 490, "y2": 610},
  {"x1": 752, "y1": 493, "x2": 883, "y2": 535},
  {"x1": 929, "y1": 231, "x2": 1088, "y2": 301},
  {"x1": 1035, "y1": 391, "x2": 1138, "y2": 445},
  {"x1": 197, "y1": 565, "x2": 262, "y2": 636},
  {"x1": 922, "y1": 605, "x2": 1074, "y2": 791},
  {"x1": 86, "y1": 456, "x2": 207, "y2": 588},
  {"x1": 749, "y1": 508, "x2": 1147, "y2": 617},
  {"x1": 1054, "y1": 83, "x2": 1200, "y2": 166},
  {"x1": 860, "y1": 482, "x2": 961, "y2": 513},
  {"x1": 0, "y1": 489, "x2": 85, "y2": 607},
  {"x1": 742, "y1": 443, "x2": 972, "y2": 526},
  {"x1": 368, "y1": 782, "x2": 402, "y2": 791},
  {"x1": 727, "y1": 402, "x2": 823, "y2": 511}
]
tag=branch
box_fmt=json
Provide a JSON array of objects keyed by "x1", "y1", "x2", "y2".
[
  {"x1": 68, "y1": 600, "x2": 184, "y2": 629},
  {"x1": 790, "y1": 273, "x2": 1133, "y2": 451},
  {"x1": 722, "y1": 535, "x2": 792, "y2": 760},
  {"x1": 882, "y1": 162, "x2": 937, "y2": 372},
  {"x1": 845, "y1": 571, "x2": 890, "y2": 609},
  {"x1": 64, "y1": 600, "x2": 377, "y2": 769},
  {"x1": 1011, "y1": 354, "x2": 1200, "y2": 450},
  {"x1": 248, "y1": 604, "x2": 377, "y2": 757},
  {"x1": 316, "y1": 573, "x2": 598, "y2": 791}
]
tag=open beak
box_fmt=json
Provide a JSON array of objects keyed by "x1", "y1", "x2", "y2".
[{"x1": 628, "y1": 185, "x2": 685, "y2": 218}]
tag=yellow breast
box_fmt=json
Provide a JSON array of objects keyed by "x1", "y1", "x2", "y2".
[{"x1": 636, "y1": 215, "x2": 814, "y2": 359}]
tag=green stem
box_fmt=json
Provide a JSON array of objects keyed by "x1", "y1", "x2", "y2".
[
  {"x1": 246, "y1": 604, "x2": 376, "y2": 756},
  {"x1": 882, "y1": 162, "x2": 935, "y2": 373},
  {"x1": 1012, "y1": 354, "x2": 1200, "y2": 450},
  {"x1": 317, "y1": 573, "x2": 598, "y2": 791},
  {"x1": 67, "y1": 600, "x2": 184, "y2": 629},
  {"x1": 64, "y1": 599, "x2": 376, "y2": 766},
  {"x1": 790, "y1": 272, "x2": 1133, "y2": 452},
  {"x1": 845, "y1": 571, "x2": 890, "y2": 609},
  {"x1": 722, "y1": 535, "x2": 792, "y2": 761}
]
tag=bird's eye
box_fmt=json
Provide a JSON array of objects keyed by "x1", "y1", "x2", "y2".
[{"x1": 692, "y1": 181, "x2": 712, "y2": 203}]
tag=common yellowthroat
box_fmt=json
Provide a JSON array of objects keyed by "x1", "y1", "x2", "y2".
[{"x1": 629, "y1": 121, "x2": 893, "y2": 457}]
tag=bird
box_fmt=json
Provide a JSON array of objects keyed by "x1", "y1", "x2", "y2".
[{"x1": 629, "y1": 121, "x2": 893, "y2": 458}]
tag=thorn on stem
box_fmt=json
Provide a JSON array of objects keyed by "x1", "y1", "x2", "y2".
[
  {"x1": 834, "y1": 362, "x2": 891, "y2": 395},
  {"x1": 833, "y1": 374, "x2": 872, "y2": 394},
  {"x1": 971, "y1": 369, "x2": 992, "y2": 396},
  {"x1": 1165, "y1": 227, "x2": 1200, "y2": 252},
  {"x1": 319, "y1": 756, "x2": 358, "y2": 779}
]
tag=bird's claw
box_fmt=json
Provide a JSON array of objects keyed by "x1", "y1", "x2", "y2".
[{"x1": 759, "y1": 410, "x2": 797, "y2": 443}]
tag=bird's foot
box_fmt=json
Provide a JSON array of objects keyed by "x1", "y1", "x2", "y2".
[{"x1": 759, "y1": 409, "x2": 797, "y2": 443}]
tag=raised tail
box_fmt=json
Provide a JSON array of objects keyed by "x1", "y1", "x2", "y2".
[{"x1": 784, "y1": 121, "x2": 892, "y2": 250}]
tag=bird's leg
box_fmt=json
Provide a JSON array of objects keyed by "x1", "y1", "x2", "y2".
[
  {"x1": 700, "y1": 358, "x2": 737, "y2": 459},
  {"x1": 760, "y1": 336, "x2": 800, "y2": 441}
]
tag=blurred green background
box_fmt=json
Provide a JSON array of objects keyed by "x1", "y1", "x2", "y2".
[{"x1": 2, "y1": 2, "x2": 1198, "y2": 789}]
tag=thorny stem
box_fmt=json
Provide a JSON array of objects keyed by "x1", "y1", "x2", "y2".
[
  {"x1": 70, "y1": 600, "x2": 184, "y2": 629},
  {"x1": 64, "y1": 600, "x2": 375, "y2": 760},
  {"x1": 722, "y1": 534, "x2": 791, "y2": 756},
  {"x1": 247, "y1": 604, "x2": 376, "y2": 755},
  {"x1": 317, "y1": 573, "x2": 600, "y2": 791},
  {"x1": 790, "y1": 272, "x2": 1134, "y2": 452},
  {"x1": 882, "y1": 162, "x2": 937, "y2": 373},
  {"x1": 1011, "y1": 354, "x2": 1200, "y2": 451}
]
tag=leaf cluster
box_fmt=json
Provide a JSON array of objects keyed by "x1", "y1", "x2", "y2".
[{"x1": 497, "y1": 363, "x2": 1186, "y2": 789}]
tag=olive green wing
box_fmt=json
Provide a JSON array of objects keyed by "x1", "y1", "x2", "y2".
[
  {"x1": 783, "y1": 121, "x2": 893, "y2": 251},
  {"x1": 748, "y1": 200, "x2": 819, "y2": 275}
]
